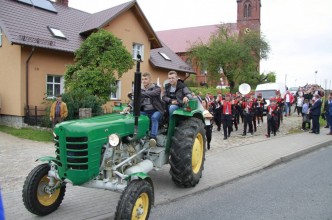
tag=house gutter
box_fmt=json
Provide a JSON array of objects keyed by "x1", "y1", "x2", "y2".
[{"x1": 25, "y1": 47, "x2": 35, "y2": 114}]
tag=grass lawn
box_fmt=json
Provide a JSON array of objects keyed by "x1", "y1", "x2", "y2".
[{"x1": 0, "y1": 125, "x2": 53, "y2": 142}]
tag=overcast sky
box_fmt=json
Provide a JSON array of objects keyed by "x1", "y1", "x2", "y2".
[{"x1": 69, "y1": 0, "x2": 332, "y2": 89}]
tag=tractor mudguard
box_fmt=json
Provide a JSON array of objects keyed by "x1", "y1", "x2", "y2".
[
  {"x1": 126, "y1": 172, "x2": 154, "y2": 194},
  {"x1": 36, "y1": 156, "x2": 61, "y2": 165},
  {"x1": 126, "y1": 172, "x2": 150, "y2": 181}
]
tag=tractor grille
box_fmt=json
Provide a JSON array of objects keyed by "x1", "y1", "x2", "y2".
[{"x1": 65, "y1": 136, "x2": 89, "y2": 170}]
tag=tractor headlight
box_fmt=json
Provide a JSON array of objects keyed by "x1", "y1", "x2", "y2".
[{"x1": 108, "y1": 134, "x2": 120, "y2": 147}]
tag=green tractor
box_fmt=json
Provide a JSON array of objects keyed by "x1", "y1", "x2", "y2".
[{"x1": 22, "y1": 56, "x2": 206, "y2": 219}]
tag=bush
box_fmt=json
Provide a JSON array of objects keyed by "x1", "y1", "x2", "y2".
[
  {"x1": 61, "y1": 89, "x2": 103, "y2": 120},
  {"x1": 189, "y1": 87, "x2": 230, "y2": 98}
]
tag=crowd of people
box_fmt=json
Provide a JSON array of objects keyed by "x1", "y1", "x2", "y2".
[
  {"x1": 194, "y1": 84, "x2": 332, "y2": 150},
  {"x1": 195, "y1": 90, "x2": 284, "y2": 144}
]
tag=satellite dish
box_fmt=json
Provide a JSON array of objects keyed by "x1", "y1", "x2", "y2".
[
  {"x1": 244, "y1": 27, "x2": 250, "y2": 34},
  {"x1": 239, "y1": 83, "x2": 251, "y2": 95}
]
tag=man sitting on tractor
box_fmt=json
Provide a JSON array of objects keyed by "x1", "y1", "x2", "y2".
[
  {"x1": 124, "y1": 72, "x2": 164, "y2": 140},
  {"x1": 162, "y1": 70, "x2": 192, "y2": 117}
]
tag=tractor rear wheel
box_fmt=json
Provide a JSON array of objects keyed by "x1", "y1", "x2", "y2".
[
  {"x1": 22, "y1": 163, "x2": 66, "y2": 216},
  {"x1": 169, "y1": 117, "x2": 206, "y2": 187},
  {"x1": 115, "y1": 179, "x2": 154, "y2": 220}
]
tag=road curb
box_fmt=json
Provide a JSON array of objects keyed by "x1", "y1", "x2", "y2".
[{"x1": 267, "y1": 139, "x2": 332, "y2": 168}]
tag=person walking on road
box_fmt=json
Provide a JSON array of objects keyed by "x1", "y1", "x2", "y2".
[
  {"x1": 220, "y1": 93, "x2": 234, "y2": 140},
  {"x1": 326, "y1": 92, "x2": 332, "y2": 135},
  {"x1": 202, "y1": 99, "x2": 213, "y2": 150},
  {"x1": 309, "y1": 94, "x2": 322, "y2": 134},
  {"x1": 266, "y1": 98, "x2": 278, "y2": 137}
]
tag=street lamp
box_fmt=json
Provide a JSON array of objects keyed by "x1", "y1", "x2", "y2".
[{"x1": 315, "y1": 71, "x2": 318, "y2": 84}]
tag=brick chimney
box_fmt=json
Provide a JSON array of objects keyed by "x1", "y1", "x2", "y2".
[{"x1": 55, "y1": 0, "x2": 69, "y2": 7}]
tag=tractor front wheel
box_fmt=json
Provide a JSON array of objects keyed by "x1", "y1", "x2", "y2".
[
  {"x1": 22, "y1": 163, "x2": 66, "y2": 216},
  {"x1": 115, "y1": 179, "x2": 154, "y2": 220},
  {"x1": 170, "y1": 117, "x2": 206, "y2": 187}
]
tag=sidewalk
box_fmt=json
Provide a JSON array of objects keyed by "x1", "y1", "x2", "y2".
[{"x1": 1, "y1": 128, "x2": 332, "y2": 219}]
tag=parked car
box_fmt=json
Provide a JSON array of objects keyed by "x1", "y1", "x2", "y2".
[{"x1": 255, "y1": 82, "x2": 287, "y2": 113}]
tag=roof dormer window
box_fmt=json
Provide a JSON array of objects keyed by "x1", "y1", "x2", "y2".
[
  {"x1": 48, "y1": 26, "x2": 66, "y2": 39},
  {"x1": 159, "y1": 52, "x2": 171, "y2": 61}
]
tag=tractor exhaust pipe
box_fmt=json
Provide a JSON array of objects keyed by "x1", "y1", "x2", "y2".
[{"x1": 127, "y1": 54, "x2": 142, "y2": 141}]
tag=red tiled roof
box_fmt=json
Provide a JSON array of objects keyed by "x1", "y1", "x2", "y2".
[{"x1": 156, "y1": 23, "x2": 238, "y2": 53}]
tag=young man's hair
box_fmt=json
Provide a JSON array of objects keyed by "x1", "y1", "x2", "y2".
[
  {"x1": 168, "y1": 70, "x2": 177, "y2": 76},
  {"x1": 142, "y1": 72, "x2": 152, "y2": 78}
]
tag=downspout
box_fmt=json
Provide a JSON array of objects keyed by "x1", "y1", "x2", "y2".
[{"x1": 25, "y1": 47, "x2": 35, "y2": 115}]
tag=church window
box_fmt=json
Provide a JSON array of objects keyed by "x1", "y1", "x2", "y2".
[{"x1": 244, "y1": 2, "x2": 252, "y2": 18}]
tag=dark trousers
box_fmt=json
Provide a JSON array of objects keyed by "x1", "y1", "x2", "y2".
[
  {"x1": 214, "y1": 109, "x2": 222, "y2": 131},
  {"x1": 235, "y1": 112, "x2": 240, "y2": 124},
  {"x1": 222, "y1": 114, "x2": 232, "y2": 138},
  {"x1": 243, "y1": 113, "x2": 253, "y2": 134},
  {"x1": 205, "y1": 125, "x2": 212, "y2": 149},
  {"x1": 277, "y1": 112, "x2": 282, "y2": 130},
  {"x1": 252, "y1": 114, "x2": 257, "y2": 131},
  {"x1": 267, "y1": 116, "x2": 277, "y2": 136},
  {"x1": 256, "y1": 108, "x2": 264, "y2": 124},
  {"x1": 232, "y1": 116, "x2": 238, "y2": 131},
  {"x1": 296, "y1": 106, "x2": 303, "y2": 115},
  {"x1": 311, "y1": 115, "x2": 320, "y2": 133}
]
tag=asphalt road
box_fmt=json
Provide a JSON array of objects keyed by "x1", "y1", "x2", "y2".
[{"x1": 150, "y1": 145, "x2": 332, "y2": 220}]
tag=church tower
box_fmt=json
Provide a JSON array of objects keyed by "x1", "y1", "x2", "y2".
[{"x1": 236, "y1": 0, "x2": 261, "y2": 35}]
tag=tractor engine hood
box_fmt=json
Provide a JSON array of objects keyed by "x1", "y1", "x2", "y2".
[{"x1": 53, "y1": 113, "x2": 150, "y2": 141}]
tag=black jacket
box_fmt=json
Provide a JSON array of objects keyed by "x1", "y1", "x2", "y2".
[
  {"x1": 130, "y1": 83, "x2": 165, "y2": 114},
  {"x1": 162, "y1": 80, "x2": 192, "y2": 107}
]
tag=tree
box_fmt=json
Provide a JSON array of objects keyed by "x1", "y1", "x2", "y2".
[
  {"x1": 256, "y1": 71, "x2": 276, "y2": 84},
  {"x1": 65, "y1": 30, "x2": 134, "y2": 102},
  {"x1": 189, "y1": 25, "x2": 271, "y2": 93}
]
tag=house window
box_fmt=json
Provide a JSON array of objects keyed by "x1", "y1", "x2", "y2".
[
  {"x1": 110, "y1": 80, "x2": 121, "y2": 100},
  {"x1": 0, "y1": 27, "x2": 3, "y2": 47},
  {"x1": 132, "y1": 43, "x2": 144, "y2": 61},
  {"x1": 47, "y1": 75, "x2": 64, "y2": 98}
]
